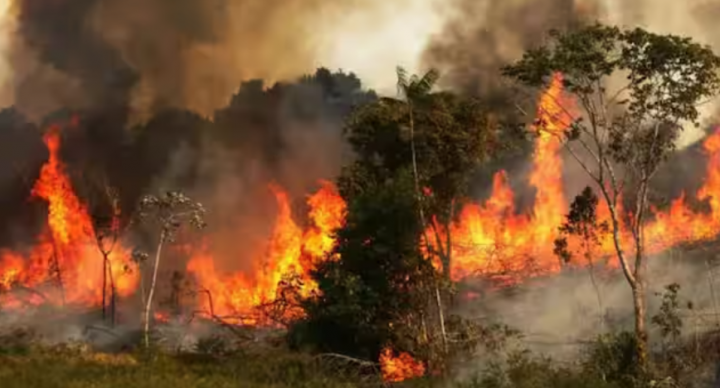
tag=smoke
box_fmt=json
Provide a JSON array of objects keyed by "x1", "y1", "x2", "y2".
[
  {"x1": 457, "y1": 244, "x2": 720, "y2": 368},
  {"x1": 1, "y1": 0, "x2": 397, "y2": 122},
  {"x1": 423, "y1": 0, "x2": 720, "y2": 150},
  {"x1": 132, "y1": 71, "x2": 376, "y2": 274},
  {"x1": 422, "y1": 0, "x2": 584, "y2": 109}
]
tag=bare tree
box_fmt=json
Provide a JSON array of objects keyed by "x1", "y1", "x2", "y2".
[
  {"x1": 503, "y1": 24, "x2": 720, "y2": 371},
  {"x1": 136, "y1": 191, "x2": 206, "y2": 348},
  {"x1": 96, "y1": 185, "x2": 122, "y2": 325}
]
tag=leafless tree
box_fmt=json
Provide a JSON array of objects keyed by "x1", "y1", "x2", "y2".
[{"x1": 136, "y1": 191, "x2": 206, "y2": 348}]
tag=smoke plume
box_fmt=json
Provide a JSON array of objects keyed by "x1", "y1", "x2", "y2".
[
  {"x1": 4, "y1": 0, "x2": 388, "y2": 121},
  {"x1": 423, "y1": 0, "x2": 720, "y2": 148}
]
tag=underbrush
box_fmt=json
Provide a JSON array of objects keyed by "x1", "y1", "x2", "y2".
[{"x1": 1, "y1": 328, "x2": 717, "y2": 387}]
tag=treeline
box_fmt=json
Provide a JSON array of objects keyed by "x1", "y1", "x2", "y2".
[{"x1": 0, "y1": 69, "x2": 377, "y2": 246}]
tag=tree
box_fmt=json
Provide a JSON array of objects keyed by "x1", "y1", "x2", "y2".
[
  {"x1": 136, "y1": 191, "x2": 206, "y2": 347},
  {"x1": 331, "y1": 67, "x2": 499, "y2": 366},
  {"x1": 96, "y1": 184, "x2": 122, "y2": 326},
  {"x1": 293, "y1": 170, "x2": 437, "y2": 363},
  {"x1": 502, "y1": 23, "x2": 720, "y2": 371},
  {"x1": 395, "y1": 67, "x2": 448, "y2": 351},
  {"x1": 339, "y1": 68, "x2": 498, "y2": 277},
  {"x1": 339, "y1": 67, "x2": 499, "y2": 356}
]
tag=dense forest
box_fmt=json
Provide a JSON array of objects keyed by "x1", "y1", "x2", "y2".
[{"x1": 3, "y1": 22, "x2": 720, "y2": 388}]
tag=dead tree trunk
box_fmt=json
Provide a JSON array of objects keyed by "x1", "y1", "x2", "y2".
[{"x1": 143, "y1": 231, "x2": 166, "y2": 348}]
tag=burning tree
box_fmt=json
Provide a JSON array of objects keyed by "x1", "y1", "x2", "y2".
[
  {"x1": 503, "y1": 23, "x2": 720, "y2": 371},
  {"x1": 136, "y1": 191, "x2": 206, "y2": 347}
]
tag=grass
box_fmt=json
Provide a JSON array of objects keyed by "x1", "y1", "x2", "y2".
[
  {"x1": 0, "y1": 343, "x2": 622, "y2": 388},
  {"x1": 0, "y1": 329, "x2": 712, "y2": 388},
  {"x1": 0, "y1": 347, "x2": 372, "y2": 388}
]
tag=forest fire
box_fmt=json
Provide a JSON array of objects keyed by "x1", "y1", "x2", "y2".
[
  {"x1": 1, "y1": 71, "x2": 720, "y2": 359},
  {"x1": 443, "y1": 74, "x2": 720, "y2": 285}
]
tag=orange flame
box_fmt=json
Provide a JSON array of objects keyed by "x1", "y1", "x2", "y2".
[
  {"x1": 379, "y1": 347, "x2": 426, "y2": 382},
  {"x1": 444, "y1": 74, "x2": 573, "y2": 283},
  {"x1": 186, "y1": 180, "x2": 346, "y2": 323},
  {"x1": 446, "y1": 73, "x2": 720, "y2": 284},
  {"x1": 0, "y1": 123, "x2": 137, "y2": 309}
]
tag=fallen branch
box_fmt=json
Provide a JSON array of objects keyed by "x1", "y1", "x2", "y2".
[{"x1": 315, "y1": 352, "x2": 377, "y2": 367}]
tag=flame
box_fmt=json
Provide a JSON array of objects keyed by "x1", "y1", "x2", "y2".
[
  {"x1": 444, "y1": 74, "x2": 573, "y2": 283},
  {"x1": 445, "y1": 73, "x2": 720, "y2": 285},
  {"x1": 186, "y1": 180, "x2": 346, "y2": 323},
  {"x1": 0, "y1": 123, "x2": 138, "y2": 309},
  {"x1": 379, "y1": 347, "x2": 426, "y2": 382}
]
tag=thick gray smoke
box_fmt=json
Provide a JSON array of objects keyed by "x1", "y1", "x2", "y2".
[
  {"x1": 6, "y1": 0, "x2": 381, "y2": 121},
  {"x1": 423, "y1": 0, "x2": 720, "y2": 147}
]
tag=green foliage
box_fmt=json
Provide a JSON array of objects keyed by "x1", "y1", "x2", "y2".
[
  {"x1": 583, "y1": 332, "x2": 641, "y2": 386},
  {"x1": 396, "y1": 66, "x2": 440, "y2": 104},
  {"x1": 652, "y1": 284, "x2": 683, "y2": 341},
  {"x1": 460, "y1": 350, "x2": 619, "y2": 388},
  {"x1": 291, "y1": 171, "x2": 436, "y2": 361},
  {"x1": 554, "y1": 186, "x2": 608, "y2": 264},
  {"x1": 339, "y1": 80, "x2": 498, "y2": 219},
  {"x1": 505, "y1": 22, "x2": 720, "y2": 373}
]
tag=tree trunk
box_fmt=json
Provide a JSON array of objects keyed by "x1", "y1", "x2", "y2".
[
  {"x1": 434, "y1": 284, "x2": 447, "y2": 352},
  {"x1": 632, "y1": 281, "x2": 648, "y2": 372},
  {"x1": 601, "y1": 187, "x2": 648, "y2": 372},
  {"x1": 143, "y1": 231, "x2": 165, "y2": 348},
  {"x1": 408, "y1": 105, "x2": 448, "y2": 354},
  {"x1": 631, "y1": 181, "x2": 650, "y2": 373}
]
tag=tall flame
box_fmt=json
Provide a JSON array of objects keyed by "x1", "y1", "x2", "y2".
[
  {"x1": 0, "y1": 123, "x2": 137, "y2": 308},
  {"x1": 186, "y1": 180, "x2": 346, "y2": 323},
  {"x1": 446, "y1": 74, "x2": 573, "y2": 283}
]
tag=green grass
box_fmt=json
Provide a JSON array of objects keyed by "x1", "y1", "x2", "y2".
[{"x1": 0, "y1": 348, "x2": 371, "y2": 388}]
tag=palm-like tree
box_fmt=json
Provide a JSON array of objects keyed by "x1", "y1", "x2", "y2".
[
  {"x1": 394, "y1": 66, "x2": 447, "y2": 353},
  {"x1": 394, "y1": 66, "x2": 439, "y2": 233}
]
